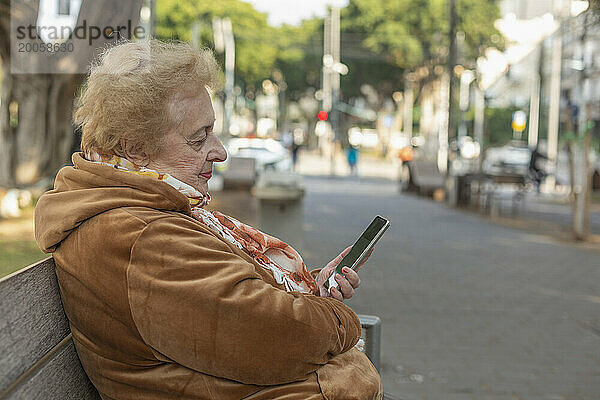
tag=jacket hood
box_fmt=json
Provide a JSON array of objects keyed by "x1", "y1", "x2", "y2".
[{"x1": 35, "y1": 152, "x2": 192, "y2": 252}]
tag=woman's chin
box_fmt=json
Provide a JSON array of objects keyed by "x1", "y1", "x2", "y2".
[
  {"x1": 194, "y1": 180, "x2": 209, "y2": 196},
  {"x1": 177, "y1": 176, "x2": 208, "y2": 196}
]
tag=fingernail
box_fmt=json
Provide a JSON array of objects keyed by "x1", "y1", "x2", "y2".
[{"x1": 342, "y1": 267, "x2": 350, "y2": 273}]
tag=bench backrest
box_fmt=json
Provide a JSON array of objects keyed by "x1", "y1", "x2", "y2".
[
  {"x1": 0, "y1": 258, "x2": 100, "y2": 400},
  {"x1": 409, "y1": 160, "x2": 445, "y2": 188}
]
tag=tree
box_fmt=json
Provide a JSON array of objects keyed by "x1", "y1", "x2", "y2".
[
  {"x1": 272, "y1": 18, "x2": 323, "y2": 100},
  {"x1": 155, "y1": 0, "x2": 278, "y2": 90},
  {"x1": 0, "y1": 0, "x2": 143, "y2": 187},
  {"x1": 339, "y1": 0, "x2": 503, "y2": 100}
]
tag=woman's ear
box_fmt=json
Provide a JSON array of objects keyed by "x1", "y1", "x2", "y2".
[{"x1": 120, "y1": 138, "x2": 150, "y2": 167}]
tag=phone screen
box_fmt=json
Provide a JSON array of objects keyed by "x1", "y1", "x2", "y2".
[{"x1": 336, "y1": 216, "x2": 389, "y2": 274}]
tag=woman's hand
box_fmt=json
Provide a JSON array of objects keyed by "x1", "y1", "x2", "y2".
[{"x1": 315, "y1": 245, "x2": 373, "y2": 301}]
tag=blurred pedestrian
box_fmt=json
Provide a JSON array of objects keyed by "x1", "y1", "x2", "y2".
[
  {"x1": 347, "y1": 145, "x2": 359, "y2": 176},
  {"x1": 291, "y1": 140, "x2": 300, "y2": 170},
  {"x1": 528, "y1": 145, "x2": 548, "y2": 192}
]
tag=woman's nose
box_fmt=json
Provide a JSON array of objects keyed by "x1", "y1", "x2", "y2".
[{"x1": 208, "y1": 136, "x2": 228, "y2": 162}]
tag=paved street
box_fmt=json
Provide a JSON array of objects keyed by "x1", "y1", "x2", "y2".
[
  {"x1": 211, "y1": 172, "x2": 600, "y2": 400},
  {"x1": 298, "y1": 176, "x2": 600, "y2": 399}
]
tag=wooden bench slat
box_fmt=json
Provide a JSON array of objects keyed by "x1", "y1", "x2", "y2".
[
  {"x1": 2, "y1": 337, "x2": 101, "y2": 400},
  {"x1": 0, "y1": 258, "x2": 71, "y2": 393},
  {"x1": 409, "y1": 160, "x2": 445, "y2": 190}
]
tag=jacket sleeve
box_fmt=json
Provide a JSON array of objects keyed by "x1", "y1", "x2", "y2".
[{"x1": 126, "y1": 216, "x2": 361, "y2": 385}]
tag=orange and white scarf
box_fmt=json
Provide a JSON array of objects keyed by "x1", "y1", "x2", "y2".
[{"x1": 86, "y1": 151, "x2": 319, "y2": 294}]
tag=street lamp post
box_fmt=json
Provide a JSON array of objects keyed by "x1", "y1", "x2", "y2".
[
  {"x1": 458, "y1": 69, "x2": 475, "y2": 140},
  {"x1": 403, "y1": 73, "x2": 414, "y2": 137},
  {"x1": 322, "y1": 7, "x2": 348, "y2": 176},
  {"x1": 213, "y1": 17, "x2": 235, "y2": 138}
]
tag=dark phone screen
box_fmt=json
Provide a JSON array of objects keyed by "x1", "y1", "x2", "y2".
[{"x1": 336, "y1": 216, "x2": 388, "y2": 273}]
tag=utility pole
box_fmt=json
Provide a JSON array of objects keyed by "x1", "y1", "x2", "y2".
[
  {"x1": 473, "y1": 82, "x2": 485, "y2": 172},
  {"x1": 213, "y1": 18, "x2": 235, "y2": 138},
  {"x1": 439, "y1": 0, "x2": 456, "y2": 174},
  {"x1": 438, "y1": 72, "x2": 450, "y2": 174},
  {"x1": 473, "y1": 84, "x2": 485, "y2": 149},
  {"x1": 547, "y1": 0, "x2": 569, "y2": 189},
  {"x1": 446, "y1": 0, "x2": 458, "y2": 158},
  {"x1": 139, "y1": 0, "x2": 155, "y2": 39},
  {"x1": 330, "y1": 7, "x2": 341, "y2": 176},
  {"x1": 149, "y1": 0, "x2": 155, "y2": 38},
  {"x1": 322, "y1": 7, "x2": 345, "y2": 176},
  {"x1": 458, "y1": 69, "x2": 474, "y2": 140},
  {"x1": 528, "y1": 46, "x2": 542, "y2": 149},
  {"x1": 322, "y1": 11, "x2": 332, "y2": 172},
  {"x1": 403, "y1": 74, "x2": 414, "y2": 137}
]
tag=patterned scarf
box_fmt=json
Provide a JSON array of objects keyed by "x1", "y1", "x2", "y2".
[{"x1": 86, "y1": 151, "x2": 319, "y2": 294}]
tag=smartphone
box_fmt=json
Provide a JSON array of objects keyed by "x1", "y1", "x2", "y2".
[{"x1": 335, "y1": 215, "x2": 390, "y2": 275}]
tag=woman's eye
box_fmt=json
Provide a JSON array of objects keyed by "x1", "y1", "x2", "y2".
[{"x1": 188, "y1": 139, "x2": 205, "y2": 149}]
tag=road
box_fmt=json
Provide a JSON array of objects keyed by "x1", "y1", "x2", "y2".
[{"x1": 210, "y1": 174, "x2": 600, "y2": 400}]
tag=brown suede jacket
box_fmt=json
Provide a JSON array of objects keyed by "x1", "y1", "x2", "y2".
[{"x1": 34, "y1": 153, "x2": 382, "y2": 400}]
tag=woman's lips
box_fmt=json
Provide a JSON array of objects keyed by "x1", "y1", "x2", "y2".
[{"x1": 199, "y1": 172, "x2": 212, "y2": 180}]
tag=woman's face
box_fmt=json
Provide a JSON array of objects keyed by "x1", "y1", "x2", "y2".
[{"x1": 148, "y1": 88, "x2": 227, "y2": 195}]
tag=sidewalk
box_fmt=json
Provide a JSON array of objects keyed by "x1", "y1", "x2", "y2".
[
  {"x1": 294, "y1": 149, "x2": 399, "y2": 180},
  {"x1": 491, "y1": 191, "x2": 600, "y2": 245}
]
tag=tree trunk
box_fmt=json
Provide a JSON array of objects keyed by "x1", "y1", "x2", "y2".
[
  {"x1": 0, "y1": 0, "x2": 143, "y2": 188},
  {"x1": 0, "y1": 60, "x2": 14, "y2": 186},
  {"x1": 573, "y1": 131, "x2": 593, "y2": 240},
  {"x1": 567, "y1": 140, "x2": 575, "y2": 201},
  {"x1": 0, "y1": 72, "x2": 81, "y2": 187}
]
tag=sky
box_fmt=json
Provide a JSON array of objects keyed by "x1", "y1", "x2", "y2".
[{"x1": 244, "y1": 0, "x2": 349, "y2": 26}]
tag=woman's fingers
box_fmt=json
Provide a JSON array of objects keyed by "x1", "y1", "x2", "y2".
[
  {"x1": 316, "y1": 245, "x2": 361, "y2": 300},
  {"x1": 334, "y1": 273, "x2": 355, "y2": 299},
  {"x1": 329, "y1": 286, "x2": 344, "y2": 301},
  {"x1": 341, "y1": 267, "x2": 361, "y2": 289},
  {"x1": 317, "y1": 245, "x2": 352, "y2": 286},
  {"x1": 326, "y1": 245, "x2": 352, "y2": 269}
]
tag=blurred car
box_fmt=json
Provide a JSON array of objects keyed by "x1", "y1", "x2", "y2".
[
  {"x1": 225, "y1": 137, "x2": 292, "y2": 171},
  {"x1": 482, "y1": 142, "x2": 531, "y2": 176}
]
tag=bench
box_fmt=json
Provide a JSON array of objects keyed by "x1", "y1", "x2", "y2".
[
  {"x1": 403, "y1": 160, "x2": 446, "y2": 196},
  {"x1": 0, "y1": 258, "x2": 382, "y2": 399},
  {"x1": 459, "y1": 173, "x2": 527, "y2": 217},
  {"x1": 0, "y1": 258, "x2": 100, "y2": 399}
]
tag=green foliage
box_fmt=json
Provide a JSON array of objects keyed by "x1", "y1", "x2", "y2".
[
  {"x1": 272, "y1": 19, "x2": 324, "y2": 99},
  {"x1": 155, "y1": 0, "x2": 277, "y2": 88},
  {"x1": 456, "y1": 0, "x2": 505, "y2": 61},
  {"x1": 342, "y1": 0, "x2": 443, "y2": 68},
  {"x1": 155, "y1": 0, "x2": 503, "y2": 103},
  {"x1": 340, "y1": 0, "x2": 503, "y2": 99},
  {"x1": 483, "y1": 106, "x2": 519, "y2": 146}
]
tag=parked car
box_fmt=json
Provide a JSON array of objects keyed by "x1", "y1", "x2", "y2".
[
  {"x1": 215, "y1": 137, "x2": 292, "y2": 188},
  {"x1": 225, "y1": 137, "x2": 292, "y2": 172},
  {"x1": 482, "y1": 142, "x2": 531, "y2": 176}
]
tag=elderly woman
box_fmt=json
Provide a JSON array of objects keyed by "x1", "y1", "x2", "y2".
[{"x1": 34, "y1": 40, "x2": 382, "y2": 400}]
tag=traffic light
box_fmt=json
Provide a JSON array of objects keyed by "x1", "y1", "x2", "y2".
[{"x1": 318, "y1": 111, "x2": 328, "y2": 121}]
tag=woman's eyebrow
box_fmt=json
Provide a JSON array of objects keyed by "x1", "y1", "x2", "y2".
[
  {"x1": 186, "y1": 120, "x2": 215, "y2": 140},
  {"x1": 187, "y1": 126, "x2": 209, "y2": 140}
]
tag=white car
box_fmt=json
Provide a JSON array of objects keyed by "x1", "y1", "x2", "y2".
[
  {"x1": 483, "y1": 143, "x2": 531, "y2": 176},
  {"x1": 221, "y1": 137, "x2": 292, "y2": 172}
]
